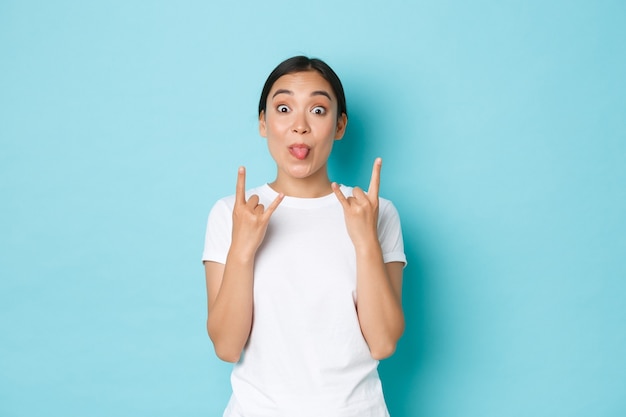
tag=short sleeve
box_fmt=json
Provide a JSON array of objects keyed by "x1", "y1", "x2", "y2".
[
  {"x1": 202, "y1": 199, "x2": 233, "y2": 264},
  {"x1": 377, "y1": 199, "x2": 407, "y2": 267}
]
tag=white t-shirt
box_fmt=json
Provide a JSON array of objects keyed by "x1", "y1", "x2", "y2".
[{"x1": 203, "y1": 184, "x2": 406, "y2": 417}]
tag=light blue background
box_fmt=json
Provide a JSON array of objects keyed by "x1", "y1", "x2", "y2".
[{"x1": 1, "y1": 1, "x2": 625, "y2": 416}]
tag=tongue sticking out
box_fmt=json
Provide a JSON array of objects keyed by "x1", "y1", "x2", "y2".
[{"x1": 290, "y1": 146, "x2": 310, "y2": 160}]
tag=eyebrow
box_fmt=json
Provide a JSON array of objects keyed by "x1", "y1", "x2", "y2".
[{"x1": 271, "y1": 89, "x2": 333, "y2": 100}]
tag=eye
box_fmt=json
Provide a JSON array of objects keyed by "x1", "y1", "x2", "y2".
[
  {"x1": 277, "y1": 104, "x2": 290, "y2": 113},
  {"x1": 311, "y1": 106, "x2": 326, "y2": 115}
]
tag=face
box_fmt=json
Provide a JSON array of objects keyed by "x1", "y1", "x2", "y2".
[{"x1": 259, "y1": 70, "x2": 347, "y2": 187}]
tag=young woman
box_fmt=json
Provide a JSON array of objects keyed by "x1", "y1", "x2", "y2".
[{"x1": 203, "y1": 56, "x2": 406, "y2": 417}]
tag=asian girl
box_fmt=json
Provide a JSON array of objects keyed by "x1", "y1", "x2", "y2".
[{"x1": 203, "y1": 56, "x2": 406, "y2": 417}]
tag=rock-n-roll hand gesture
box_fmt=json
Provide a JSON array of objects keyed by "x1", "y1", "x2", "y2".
[
  {"x1": 332, "y1": 158, "x2": 404, "y2": 360},
  {"x1": 206, "y1": 167, "x2": 283, "y2": 363},
  {"x1": 231, "y1": 167, "x2": 284, "y2": 256},
  {"x1": 331, "y1": 157, "x2": 383, "y2": 247}
]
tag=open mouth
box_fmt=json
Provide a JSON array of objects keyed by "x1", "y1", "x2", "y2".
[{"x1": 289, "y1": 145, "x2": 310, "y2": 160}]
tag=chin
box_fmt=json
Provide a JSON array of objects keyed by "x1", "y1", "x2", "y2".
[{"x1": 286, "y1": 165, "x2": 316, "y2": 179}]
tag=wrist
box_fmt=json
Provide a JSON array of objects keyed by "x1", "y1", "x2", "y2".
[
  {"x1": 227, "y1": 242, "x2": 257, "y2": 265},
  {"x1": 352, "y1": 237, "x2": 383, "y2": 257}
]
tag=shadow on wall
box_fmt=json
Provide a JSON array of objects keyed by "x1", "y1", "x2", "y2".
[
  {"x1": 328, "y1": 86, "x2": 378, "y2": 188},
  {"x1": 379, "y1": 229, "x2": 431, "y2": 416},
  {"x1": 328, "y1": 83, "x2": 432, "y2": 415}
]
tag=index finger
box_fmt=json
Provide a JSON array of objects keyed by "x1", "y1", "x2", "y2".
[
  {"x1": 367, "y1": 157, "x2": 382, "y2": 200},
  {"x1": 236, "y1": 166, "x2": 246, "y2": 204},
  {"x1": 263, "y1": 192, "x2": 284, "y2": 219},
  {"x1": 331, "y1": 182, "x2": 350, "y2": 209}
]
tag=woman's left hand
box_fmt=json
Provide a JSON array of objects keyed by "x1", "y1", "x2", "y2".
[{"x1": 332, "y1": 157, "x2": 382, "y2": 248}]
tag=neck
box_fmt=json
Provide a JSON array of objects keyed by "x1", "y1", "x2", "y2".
[{"x1": 269, "y1": 169, "x2": 334, "y2": 198}]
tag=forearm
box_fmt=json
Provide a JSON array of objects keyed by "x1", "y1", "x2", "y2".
[
  {"x1": 207, "y1": 248, "x2": 255, "y2": 362},
  {"x1": 355, "y1": 239, "x2": 405, "y2": 360},
  {"x1": 205, "y1": 169, "x2": 283, "y2": 363}
]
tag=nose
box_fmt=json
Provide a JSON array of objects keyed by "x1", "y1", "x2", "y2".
[{"x1": 292, "y1": 112, "x2": 310, "y2": 134}]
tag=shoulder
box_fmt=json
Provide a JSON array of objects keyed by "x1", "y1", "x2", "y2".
[
  {"x1": 373, "y1": 191, "x2": 401, "y2": 223},
  {"x1": 378, "y1": 196, "x2": 397, "y2": 215},
  {"x1": 211, "y1": 184, "x2": 267, "y2": 210},
  {"x1": 337, "y1": 184, "x2": 400, "y2": 221},
  {"x1": 340, "y1": 185, "x2": 396, "y2": 209},
  {"x1": 206, "y1": 185, "x2": 267, "y2": 225}
]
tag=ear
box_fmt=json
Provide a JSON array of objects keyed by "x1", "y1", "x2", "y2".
[
  {"x1": 334, "y1": 113, "x2": 348, "y2": 140},
  {"x1": 258, "y1": 110, "x2": 267, "y2": 137}
]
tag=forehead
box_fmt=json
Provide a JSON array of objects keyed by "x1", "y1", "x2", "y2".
[{"x1": 269, "y1": 71, "x2": 335, "y2": 99}]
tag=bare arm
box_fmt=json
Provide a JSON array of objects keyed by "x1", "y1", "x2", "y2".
[
  {"x1": 332, "y1": 158, "x2": 405, "y2": 359},
  {"x1": 205, "y1": 167, "x2": 283, "y2": 363},
  {"x1": 354, "y1": 249, "x2": 404, "y2": 360}
]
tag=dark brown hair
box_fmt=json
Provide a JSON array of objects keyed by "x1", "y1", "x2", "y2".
[{"x1": 258, "y1": 56, "x2": 348, "y2": 120}]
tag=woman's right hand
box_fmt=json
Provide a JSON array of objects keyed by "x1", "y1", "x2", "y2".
[
  {"x1": 206, "y1": 167, "x2": 282, "y2": 362},
  {"x1": 230, "y1": 166, "x2": 284, "y2": 258}
]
